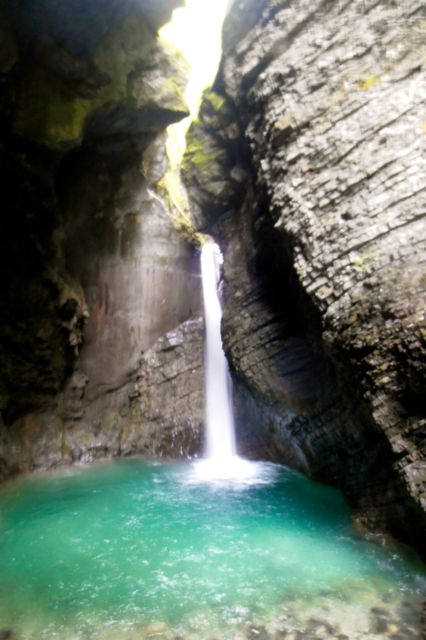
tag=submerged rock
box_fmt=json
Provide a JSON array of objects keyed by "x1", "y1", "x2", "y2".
[{"x1": 369, "y1": 606, "x2": 391, "y2": 634}]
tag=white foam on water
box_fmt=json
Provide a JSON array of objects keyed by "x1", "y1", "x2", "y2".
[{"x1": 186, "y1": 457, "x2": 280, "y2": 488}]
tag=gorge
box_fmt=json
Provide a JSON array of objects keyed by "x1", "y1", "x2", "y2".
[
  {"x1": 0, "y1": 0, "x2": 425, "y2": 637},
  {"x1": 0, "y1": 228, "x2": 424, "y2": 640}
]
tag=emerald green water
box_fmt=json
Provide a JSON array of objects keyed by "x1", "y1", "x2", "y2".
[{"x1": 0, "y1": 459, "x2": 424, "y2": 640}]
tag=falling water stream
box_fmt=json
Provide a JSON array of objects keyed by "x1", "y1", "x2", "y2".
[
  {"x1": 200, "y1": 242, "x2": 236, "y2": 461},
  {"x1": 0, "y1": 245, "x2": 425, "y2": 639},
  {"x1": 194, "y1": 242, "x2": 262, "y2": 485}
]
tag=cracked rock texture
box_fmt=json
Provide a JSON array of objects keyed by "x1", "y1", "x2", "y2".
[{"x1": 184, "y1": 0, "x2": 426, "y2": 553}]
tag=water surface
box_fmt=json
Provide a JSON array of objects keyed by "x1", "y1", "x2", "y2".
[{"x1": 0, "y1": 459, "x2": 424, "y2": 639}]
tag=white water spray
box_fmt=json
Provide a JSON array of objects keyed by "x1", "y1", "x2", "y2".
[{"x1": 201, "y1": 242, "x2": 236, "y2": 460}]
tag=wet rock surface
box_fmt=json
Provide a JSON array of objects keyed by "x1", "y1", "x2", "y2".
[
  {"x1": 5, "y1": 317, "x2": 204, "y2": 473},
  {"x1": 183, "y1": 0, "x2": 426, "y2": 554},
  {"x1": 61, "y1": 141, "x2": 201, "y2": 398}
]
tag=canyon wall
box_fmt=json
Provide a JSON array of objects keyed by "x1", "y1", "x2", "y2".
[
  {"x1": 1, "y1": 0, "x2": 425, "y2": 558},
  {"x1": 6, "y1": 317, "x2": 203, "y2": 473},
  {"x1": 183, "y1": 0, "x2": 426, "y2": 553},
  {"x1": 0, "y1": 0, "x2": 203, "y2": 476}
]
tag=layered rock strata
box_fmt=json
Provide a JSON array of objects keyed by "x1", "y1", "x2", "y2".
[{"x1": 183, "y1": 0, "x2": 426, "y2": 553}]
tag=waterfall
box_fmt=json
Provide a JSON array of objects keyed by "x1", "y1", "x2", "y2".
[
  {"x1": 189, "y1": 241, "x2": 261, "y2": 484},
  {"x1": 200, "y1": 242, "x2": 236, "y2": 460}
]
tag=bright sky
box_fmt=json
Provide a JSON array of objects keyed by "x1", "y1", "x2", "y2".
[{"x1": 159, "y1": 0, "x2": 229, "y2": 165}]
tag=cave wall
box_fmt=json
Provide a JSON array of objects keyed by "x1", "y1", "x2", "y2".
[
  {"x1": 5, "y1": 317, "x2": 204, "y2": 472},
  {"x1": 61, "y1": 138, "x2": 200, "y2": 398},
  {"x1": 183, "y1": 0, "x2": 426, "y2": 553},
  {"x1": 0, "y1": 0, "x2": 204, "y2": 476}
]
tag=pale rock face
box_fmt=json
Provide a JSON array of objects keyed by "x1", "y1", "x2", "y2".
[
  {"x1": 183, "y1": 0, "x2": 426, "y2": 554},
  {"x1": 62, "y1": 141, "x2": 201, "y2": 399}
]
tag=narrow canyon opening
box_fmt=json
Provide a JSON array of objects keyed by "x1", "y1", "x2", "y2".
[{"x1": 0, "y1": 0, "x2": 425, "y2": 639}]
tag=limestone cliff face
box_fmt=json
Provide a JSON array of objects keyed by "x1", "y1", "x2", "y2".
[
  {"x1": 183, "y1": 0, "x2": 426, "y2": 552},
  {"x1": 0, "y1": 0, "x2": 203, "y2": 476}
]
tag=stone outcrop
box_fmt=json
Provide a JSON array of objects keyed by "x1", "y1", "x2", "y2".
[
  {"x1": 4, "y1": 317, "x2": 204, "y2": 475},
  {"x1": 183, "y1": 0, "x2": 426, "y2": 553},
  {"x1": 4, "y1": 2, "x2": 187, "y2": 152},
  {"x1": 0, "y1": 0, "x2": 203, "y2": 470}
]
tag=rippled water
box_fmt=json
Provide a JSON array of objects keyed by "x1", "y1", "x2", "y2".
[{"x1": 0, "y1": 459, "x2": 424, "y2": 639}]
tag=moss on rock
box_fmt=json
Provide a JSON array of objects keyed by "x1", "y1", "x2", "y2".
[
  {"x1": 14, "y1": 67, "x2": 94, "y2": 150},
  {"x1": 13, "y1": 13, "x2": 180, "y2": 150},
  {"x1": 183, "y1": 128, "x2": 214, "y2": 172}
]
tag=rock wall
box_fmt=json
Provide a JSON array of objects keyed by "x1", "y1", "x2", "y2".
[
  {"x1": 5, "y1": 317, "x2": 204, "y2": 474},
  {"x1": 0, "y1": 0, "x2": 204, "y2": 476},
  {"x1": 183, "y1": 0, "x2": 426, "y2": 553},
  {"x1": 61, "y1": 137, "x2": 201, "y2": 399}
]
